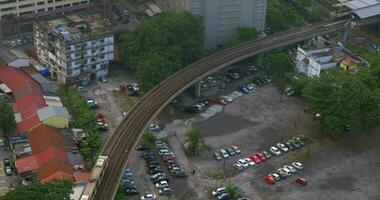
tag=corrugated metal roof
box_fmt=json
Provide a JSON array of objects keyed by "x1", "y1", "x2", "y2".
[
  {"x1": 17, "y1": 114, "x2": 41, "y2": 134},
  {"x1": 343, "y1": 0, "x2": 380, "y2": 9},
  {"x1": 73, "y1": 172, "x2": 90, "y2": 183},
  {"x1": 43, "y1": 96, "x2": 63, "y2": 107},
  {"x1": 353, "y1": 4, "x2": 380, "y2": 18},
  {"x1": 16, "y1": 156, "x2": 39, "y2": 173},
  {"x1": 38, "y1": 160, "x2": 74, "y2": 183},
  {"x1": 0, "y1": 44, "x2": 19, "y2": 64},
  {"x1": 37, "y1": 106, "x2": 70, "y2": 121}
]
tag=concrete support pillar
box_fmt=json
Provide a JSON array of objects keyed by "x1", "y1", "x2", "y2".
[
  {"x1": 257, "y1": 53, "x2": 264, "y2": 66},
  {"x1": 341, "y1": 20, "x2": 352, "y2": 42},
  {"x1": 194, "y1": 81, "x2": 201, "y2": 98}
]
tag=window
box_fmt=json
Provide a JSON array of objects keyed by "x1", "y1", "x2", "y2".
[
  {"x1": 19, "y1": 3, "x2": 34, "y2": 9},
  {"x1": 55, "y1": 5, "x2": 63, "y2": 9},
  {"x1": 48, "y1": 0, "x2": 53, "y2": 3},
  {"x1": 48, "y1": 7, "x2": 53, "y2": 10},
  {"x1": 37, "y1": 8, "x2": 45, "y2": 12},
  {"x1": 91, "y1": 50, "x2": 96, "y2": 53},
  {"x1": 37, "y1": 1, "x2": 45, "y2": 5}
]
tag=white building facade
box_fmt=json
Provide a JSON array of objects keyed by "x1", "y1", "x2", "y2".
[
  {"x1": 295, "y1": 47, "x2": 339, "y2": 77},
  {"x1": 34, "y1": 14, "x2": 114, "y2": 84}
]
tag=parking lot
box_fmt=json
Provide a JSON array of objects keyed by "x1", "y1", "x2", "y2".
[{"x1": 158, "y1": 82, "x2": 380, "y2": 200}]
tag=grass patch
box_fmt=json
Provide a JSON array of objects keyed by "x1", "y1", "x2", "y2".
[{"x1": 114, "y1": 188, "x2": 126, "y2": 200}]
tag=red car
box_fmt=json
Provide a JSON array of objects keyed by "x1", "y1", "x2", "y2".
[
  {"x1": 249, "y1": 155, "x2": 261, "y2": 164},
  {"x1": 163, "y1": 156, "x2": 175, "y2": 162},
  {"x1": 97, "y1": 118, "x2": 107, "y2": 124},
  {"x1": 96, "y1": 113, "x2": 105, "y2": 119},
  {"x1": 296, "y1": 178, "x2": 307, "y2": 186},
  {"x1": 263, "y1": 175, "x2": 275, "y2": 185},
  {"x1": 255, "y1": 152, "x2": 267, "y2": 161},
  {"x1": 215, "y1": 98, "x2": 227, "y2": 105}
]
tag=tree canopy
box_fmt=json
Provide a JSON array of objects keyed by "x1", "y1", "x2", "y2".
[
  {"x1": 267, "y1": 0, "x2": 305, "y2": 32},
  {"x1": 185, "y1": 127, "x2": 205, "y2": 156},
  {"x1": 225, "y1": 27, "x2": 261, "y2": 47},
  {"x1": 263, "y1": 52, "x2": 295, "y2": 100},
  {"x1": 302, "y1": 69, "x2": 380, "y2": 137},
  {"x1": 1, "y1": 180, "x2": 73, "y2": 200},
  {"x1": 0, "y1": 97, "x2": 16, "y2": 134},
  {"x1": 58, "y1": 86, "x2": 101, "y2": 165},
  {"x1": 119, "y1": 12, "x2": 204, "y2": 92}
]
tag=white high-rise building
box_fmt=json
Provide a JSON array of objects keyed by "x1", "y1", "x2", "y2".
[
  {"x1": 34, "y1": 13, "x2": 114, "y2": 84},
  {"x1": 156, "y1": 0, "x2": 267, "y2": 48}
]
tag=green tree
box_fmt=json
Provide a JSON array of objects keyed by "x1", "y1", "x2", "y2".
[
  {"x1": 119, "y1": 12, "x2": 204, "y2": 92},
  {"x1": 0, "y1": 97, "x2": 16, "y2": 134},
  {"x1": 225, "y1": 182, "x2": 244, "y2": 198},
  {"x1": 58, "y1": 86, "x2": 101, "y2": 164},
  {"x1": 302, "y1": 71, "x2": 380, "y2": 137},
  {"x1": 263, "y1": 52, "x2": 295, "y2": 101},
  {"x1": 185, "y1": 128, "x2": 205, "y2": 156},
  {"x1": 267, "y1": 0, "x2": 305, "y2": 32},
  {"x1": 225, "y1": 27, "x2": 261, "y2": 47},
  {"x1": 1, "y1": 180, "x2": 73, "y2": 200}
]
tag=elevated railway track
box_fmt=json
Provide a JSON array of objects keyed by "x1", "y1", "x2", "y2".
[{"x1": 82, "y1": 19, "x2": 349, "y2": 200}]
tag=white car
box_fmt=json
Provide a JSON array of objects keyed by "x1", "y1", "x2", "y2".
[
  {"x1": 292, "y1": 162, "x2": 304, "y2": 170},
  {"x1": 220, "y1": 149, "x2": 229, "y2": 159},
  {"x1": 285, "y1": 165, "x2": 297, "y2": 173},
  {"x1": 237, "y1": 159, "x2": 249, "y2": 168},
  {"x1": 244, "y1": 158, "x2": 255, "y2": 167},
  {"x1": 270, "y1": 146, "x2": 281, "y2": 156},
  {"x1": 222, "y1": 95, "x2": 233, "y2": 103},
  {"x1": 270, "y1": 173, "x2": 281, "y2": 181},
  {"x1": 212, "y1": 187, "x2": 227, "y2": 196},
  {"x1": 277, "y1": 143, "x2": 289, "y2": 152},
  {"x1": 155, "y1": 180, "x2": 169, "y2": 189},
  {"x1": 231, "y1": 145, "x2": 241, "y2": 154},
  {"x1": 234, "y1": 163, "x2": 244, "y2": 171},
  {"x1": 141, "y1": 193, "x2": 156, "y2": 200},
  {"x1": 279, "y1": 167, "x2": 292, "y2": 177},
  {"x1": 149, "y1": 123, "x2": 160, "y2": 132},
  {"x1": 207, "y1": 76, "x2": 217, "y2": 84}
]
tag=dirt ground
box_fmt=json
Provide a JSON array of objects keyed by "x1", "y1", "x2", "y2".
[
  {"x1": 159, "y1": 85, "x2": 380, "y2": 200},
  {"x1": 86, "y1": 68, "x2": 380, "y2": 200}
]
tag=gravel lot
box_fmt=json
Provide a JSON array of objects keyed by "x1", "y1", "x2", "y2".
[
  {"x1": 159, "y1": 85, "x2": 380, "y2": 200},
  {"x1": 88, "y1": 68, "x2": 380, "y2": 200}
]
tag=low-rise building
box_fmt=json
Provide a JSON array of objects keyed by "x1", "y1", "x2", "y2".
[{"x1": 34, "y1": 13, "x2": 114, "y2": 84}]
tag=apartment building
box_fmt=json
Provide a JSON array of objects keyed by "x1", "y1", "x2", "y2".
[
  {"x1": 0, "y1": 0, "x2": 95, "y2": 20},
  {"x1": 156, "y1": 0, "x2": 267, "y2": 48},
  {"x1": 34, "y1": 13, "x2": 114, "y2": 84}
]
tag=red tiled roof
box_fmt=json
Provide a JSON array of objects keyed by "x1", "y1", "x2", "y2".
[
  {"x1": 73, "y1": 172, "x2": 90, "y2": 183},
  {"x1": 38, "y1": 160, "x2": 74, "y2": 183},
  {"x1": 17, "y1": 114, "x2": 41, "y2": 134},
  {"x1": 0, "y1": 67, "x2": 42, "y2": 99},
  {"x1": 15, "y1": 156, "x2": 39, "y2": 173},
  {"x1": 35, "y1": 146, "x2": 69, "y2": 165},
  {"x1": 28, "y1": 124, "x2": 66, "y2": 155}
]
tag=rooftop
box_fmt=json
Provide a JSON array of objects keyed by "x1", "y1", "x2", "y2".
[
  {"x1": 0, "y1": 43, "x2": 29, "y2": 64},
  {"x1": 337, "y1": 0, "x2": 380, "y2": 18},
  {"x1": 38, "y1": 13, "x2": 112, "y2": 42}
]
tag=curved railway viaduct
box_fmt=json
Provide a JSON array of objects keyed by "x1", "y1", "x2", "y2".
[{"x1": 85, "y1": 19, "x2": 349, "y2": 200}]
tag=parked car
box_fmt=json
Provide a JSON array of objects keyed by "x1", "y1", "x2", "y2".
[
  {"x1": 150, "y1": 173, "x2": 166, "y2": 180},
  {"x1": 212, "y1": 187, "x2": 227, "y2": 196},
  {"x1": 4, "y1": 166, "x2": 11, "y2": 176},
  {"x1": 277, "y1": 143, "x2": 289, "y2": 152},
  {"x1": 270, "y1": 173, "x2": 281, "y2": 181},
  {"x1": 239, "y1": 86, "x2": 250, "y2": 94},
  {"x1": 270, "y1": 146, "x2": 281, "y2": 156},
  {"x1": 231, "y1": 146, "x2": 241, "y2": 154},
  {"x1": 158, "y1": 187, "x2": 172, "y2": 195},
  {"x1": 237, "y1": 159, "x2": 249, "y2": 168},
  {"x1": 148, "y1": 123, "x2": 160, "y2": 132},
  {"x1": 213, "y1": 152, "x2": 222, "y2": 161},
  {"x1": 221, "y1": 95, "x2": 233, "y2": 103},
  {"x1": 292, "y1": 162, "x2": 304, "y2": 170},
  {"x1": 207, "y1": 76, "x2": 217, "y2": 84},
  {"x1": 234, "y1": 163, "x2": 244, "y2": 171},
  {"x1": 295, "y1": 177, "x2": 307, "y2": 186},
  {"x1": 261, "y1": 151, "x2": 271, "y2": 159},
  {"x1": 125, "y1": 189, "x2": 139, "y2": 195},
  {"x1": 136, "y1": 144, "x2": 149, "y2": 151},
  {"x1": 140, "y1": 192, "x2": 156, "y2": 200},
  {"x1": 246, "y1": 83, "x2": 256, "y2": 92},
  {"x1": 285, "y1": 141, "x2": 295, "y2": 151},
  {"x1": 220, "y1": 149, "x2": 229, "y2": 159},
  {"x1": 200, "y1": 80, "x2": 208, "y2": 88},
  {"x1": 254, "y1": 152, "x2": 267, "y2": 161},
  {"x1": 173, "y1": 170, "x2": 188, "y2": 178},
  {"x1": 249, "y1": 155, "x2": 261, "y2": 164},
  {"x1": 289, "y1": 139, "x2": 301, "y2": 149},
  {"x1": 263, "y1": 175, "x2": 275, "y2": 185},
  {"x1": 217, "y1": 192, "x2": 231, "y2": 200},
  {"x1": 155, "y1": 181, "x2": 169, "y2": 189},
  {"x1": 226, "y1": 148, "x2": 236, "y2": 156},
  {"x1": 230, "y1": 72, "x2": 240, "y2": 80},
  {"x1": 244, "y1": 158, "x2": 255, "y2": 167},
  {"x1": 3, "y1": 158, "x2": 10, "y2": 167}
]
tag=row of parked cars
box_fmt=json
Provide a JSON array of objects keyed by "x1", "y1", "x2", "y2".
[
  {"x1": 268, "y1": 135, "x2": 310, "y2": 156},
  {"x1": 95, "y1": 113, "x2": 109, "y2": 132},
  {"x1": 213, "y1": 146, "x2": 241, "y2": 160},
  {"x1": 263, "y1": 162, "x2": 304, "y2": 185},
  {"x1": 139, "y1": 145, "x2": 173, "y2": 196},
  {"x1": 234, "y1": 151, "x2": 271, "y2": 171},
  {"x1": 120, "y1": 168, "x2": 139, "y2": 195},
  {"x1": 154, "y1": 141, "x2": 188, "y2": 178}
]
